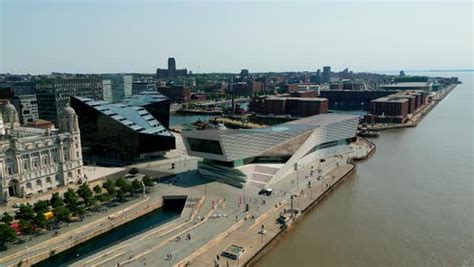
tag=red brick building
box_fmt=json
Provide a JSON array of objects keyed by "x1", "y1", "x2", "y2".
[{"x1": 157, "y1": 86, "x2": 191, "y2": 103}]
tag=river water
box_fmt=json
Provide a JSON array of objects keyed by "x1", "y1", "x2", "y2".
[{"x1": 257, "y1": 72, "x2": 474, "y2": 266}]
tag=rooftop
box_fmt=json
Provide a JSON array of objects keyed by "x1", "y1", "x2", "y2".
[
  {"x1": 122, "y1": 91, "x2": 169, "y2": 107},
  {"x1": 183, "y1": 113, "x2": 358, "y2": 138},
  {"x1": 75, "y1": 97, "x2": 172, "y2": 137},
  {"x1": 380, "y1": 82, "x2": 430, "y2": 88}
]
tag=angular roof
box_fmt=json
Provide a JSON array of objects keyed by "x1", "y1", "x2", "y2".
[
  {"x1": 182, "y1": 113, "x2": 359, "y2": 162},
  {"x1": 121, "y1": 91, "x2": 169, "y2": 107},
  {"x1": 74, "y1": 97, "x2": 171, "y2": 137}
]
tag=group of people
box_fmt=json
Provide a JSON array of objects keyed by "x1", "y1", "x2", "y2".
[{"x1": 175, "y1": 233, "x2": 192, "y2": 242}]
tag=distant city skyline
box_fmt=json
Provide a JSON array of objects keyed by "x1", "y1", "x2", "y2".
[{"x1": 1, "y1": 1, "x2": 473, "y2": 74}]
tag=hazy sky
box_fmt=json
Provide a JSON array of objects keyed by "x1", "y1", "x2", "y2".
[{"x1": 1, "y1": 0, "x2": 473, "y2": 74}]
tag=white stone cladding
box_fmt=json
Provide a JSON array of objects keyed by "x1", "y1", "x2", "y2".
[{"x1": 0, "y1": 104, "x2": 83, "y2": 203}]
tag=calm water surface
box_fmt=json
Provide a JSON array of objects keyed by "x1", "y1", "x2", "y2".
[{"x1": 257, "y1": 72, "x2": 474, "y2": 267}]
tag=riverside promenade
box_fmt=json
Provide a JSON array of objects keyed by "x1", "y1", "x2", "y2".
[
  {"x1": 69, "y1": 140, "x2": 373, "y2": 267},
  {"x1": 0, "y1": 138, "x2": 372, "y2": 267}
]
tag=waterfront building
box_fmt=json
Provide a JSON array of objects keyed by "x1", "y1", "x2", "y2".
[
  {"x1": 182, "y1": 114, "x2": 359, "y2": 187},
  {"x1": 322, "y1": 66, "x2": 331, "y2": 84},
  {"x1": 35, "y1": 77, "x2": 103, "y2": 124},
  {"x1": 319, "y1": 90, "x2": 397, "y2": 110},
  {"x1": 379, "y1": 82, "x2": 431, "y2": 91},
  {"x1": 254, "y1": 97, "x2": 328, "y2": 117},
  {"x1": 122, "y1": 91, "x2": 171, "y2": 129},
  {"x1": 0, "y1": 103, "x2": 84, "y2": 204},
  {"x1": 228, "y1": 82, "x2": 251, "y2": 96},
  {"x1": 70, "y1": 96, "x2": 175, "y2": 166},
  {"x1": 368, "y1": 90, "x2": 428, "y2": 123},
  {"x1": 157, "y1": 86, "x2": 191, "y2": 103},
  {"x1": 12, "y1": 94, "x2": 39, "y2": 124},
  {"x1": 156, "y1": 57, "x2": 188, "y2": 79}
]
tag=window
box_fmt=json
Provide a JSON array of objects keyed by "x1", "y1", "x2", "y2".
[
  {"x1": 46, "y1": 177, "x2": 52, "y2": 184},
  {"x1": 36, "y1": 179, "x2": 42, "y2": 186},
  {"x1": 187, "y1": 138, "x2": 223, "y2": 155},
  {"x1": 26, "y1": 182, "x2": 32, "y2": 189}
]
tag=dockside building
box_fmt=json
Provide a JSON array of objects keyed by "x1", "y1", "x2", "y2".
[
  {"x1": 182, "y1": 114, "x2": 359, "y2": 188},
  {"x1": 0, "y1": 103, "x2": 84, "y2": 204},
  {"x1": 71, "y1": 96, "x2": 175, "y2": 166}
]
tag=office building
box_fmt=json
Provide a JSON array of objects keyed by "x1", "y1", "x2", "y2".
[
  {"x1": 102, "y1": 75, "x2": 133, "y2": 102},
  {"x1": 35, "y1": 77, "x2": 103, "y2": 124},
  {"x1": 70, "y1": 97, "x2": 175, "y2": 166},
  {"x1": 122, "y1": 91, "x2": 171, "y2": 128},
  {"x1": 310, "y1": 70, "x2": 322, "y2": 84},
  {"x1": 132, "y1": 81, "x2": 157, "y2": 95},
  {"x1": 182, "y1": 114, "x2": 359, "y2": 188},
  {"x1": 102, "y1": 80, "x2": 113, "y2": 102},
  {"x1": 12, "y1": 94, "x2": 39, "y2": 124},
  {"x1": 322, "y1": 66, "x2": 331, "y2": 84},
  {"x1": 0, "y1": 103, "x2": 84, "y2": 203}
]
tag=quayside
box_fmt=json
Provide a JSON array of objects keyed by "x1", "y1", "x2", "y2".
[{"x1": 34, "y1": 197, "x2": 187, "y2": 267}]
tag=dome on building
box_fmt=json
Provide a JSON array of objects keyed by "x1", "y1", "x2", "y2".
[
  {"x1": 2, "y1": 101, "x2": 16, "y2": 113},
  {"x1": 63, "y1": 103, "x2": 76, "y2": 116}
]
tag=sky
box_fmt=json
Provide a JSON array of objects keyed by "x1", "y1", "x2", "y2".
[{"x1": 0, "y1": 0, "x2": 473, "y2": 74}]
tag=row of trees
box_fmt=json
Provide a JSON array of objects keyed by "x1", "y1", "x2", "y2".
[{"x1": 0, "y1": 175, "x2": 154, "y2": 250}]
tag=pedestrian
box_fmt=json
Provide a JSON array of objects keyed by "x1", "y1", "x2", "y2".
[{"x1": 217, "y1": 254, "x2": 220, "y2": 261}]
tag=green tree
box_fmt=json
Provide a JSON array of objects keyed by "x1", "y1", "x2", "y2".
[
  {"x1": 19, "y1": 219, "x2": 34, "y2": 236},
  {"x1": 115, "y1": 189, "x2": 126, "y2": 202},
  {"x1": 77, "y1": 183, "x2": 94, "y2": 207},
  {"x1": 132, "y1": 179, "x2": 143, "y2": 192},
  {"x1": 142, "y1": 175, "x2": 152, "y2": 187},
  {"x1": 115, "y1": 178, "x2": 133, "y2": 196},
  {"x1": 0, "y1": 224, "x2": 17, "y2": 247},
  {"x1": 93, "y1": 184, "x2": 103, "y2": 195},
  {"x1": 34, "y1": 213, "x2": 48, "y2": 230},
  {"x1": 1, "y1": 212, "x2": 13, "y2": 224},
  {"x1": 142, "y1": 175, "x2": 154, "y2": 187},
  {"x1": 74, "y1": 205, "x2": 86, "y2": 218},
  {"x1": 55, "y1": 206, "x2": 71, "y2": 222},
  {"x1": 50, "y1": 192, "x2": 64, "y2": 208},
  {"x1": 114, "y1": 177, "x2": 127, "y2": 188},
  {"x1": 102, "y1": 179, "x2": 116, "y2": 196},
  {"x1": 128, "y1": 167, "x2": 139, "y2": 175},
  {"x1": 15, "y1": 204, "x2": 34, "y2": 221},
  {"x1": 63, "y1": 188, "x2": 79, "y2": 214},
  {"x1": 33, "y1": 200, "x2": 50, "y2": 214}
]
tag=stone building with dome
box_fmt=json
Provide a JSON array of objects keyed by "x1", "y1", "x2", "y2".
[{"x1": 0, "y1": 102, "x2": 84, "y2": 204}]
